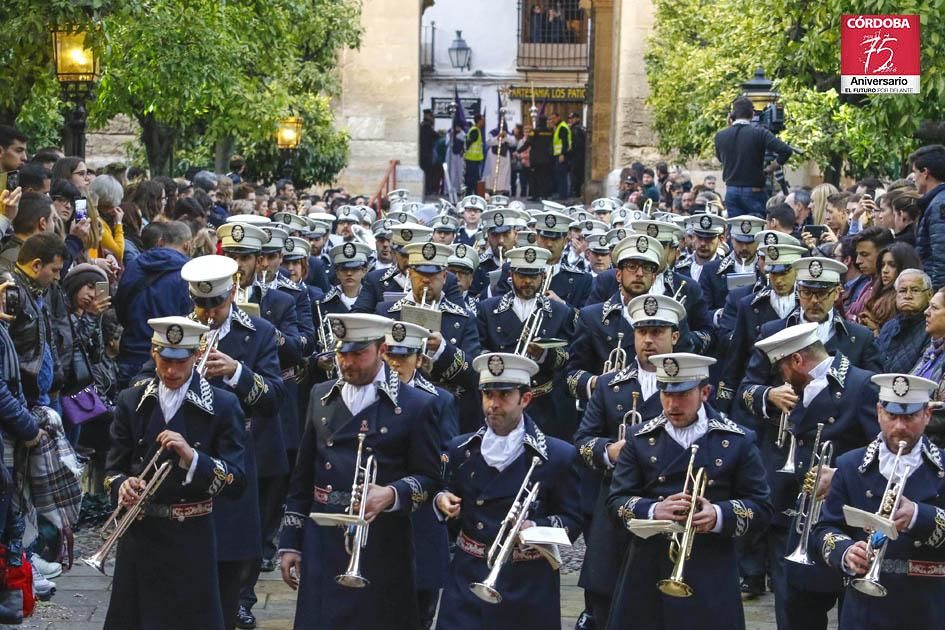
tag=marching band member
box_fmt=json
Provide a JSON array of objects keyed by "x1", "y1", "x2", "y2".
[
  {"x1": 104, "y1": 316, "x2": 246, "y2": 630},
  {"x1": 573, "y1": 294, "x2": 685, "y2": 626},
  {"x1": 606, "y1": 352, "x2": 771, "y2": 630},
  {"x1": 752, "y1": 323, "x2": 879, "y2": 628},
  {"x1": 812, "y1": 374, "x2": 945, "y2": 629},
  {"x1": 472, "y1": 208, "x2": 522, "y2": 296},
  {"x1": 381, "y1": 319, "x2": 458, "y2": 629},
  {"x1": 675, "y1": 213, "x2": 725, "y2": 283},
  {"x1": 699, "y1": 215, "x2": 765, "y2": 322},
  {"x1": 435, "y1": 352, "x2": 582, "y2": 629},
  {"x1": 455, "y1": 195, "x2": 487, "y2": 248},
  {"x1": 477, "y1": 245, "x2": 576, "y2": 438},
  {"x1": 180, "y1": 255, "x2": 286, "y2": 629},
  {"x1": 446, "y1": 243, "x2": 481, "y2": 315},
  {"x1": 278, "y1": 314, "x2": 441, "y2": 629}
]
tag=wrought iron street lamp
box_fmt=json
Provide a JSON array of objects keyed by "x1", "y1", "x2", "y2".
[
  {"x1": 448, "y1": 31, "x2": 472, "y2": 71},
  {"x1": 52, "y1": 27, "x2": 100, "y2": 158},
  {"x1": 276, "y1": 116, "x2": 304, "y2": 178},
  {"x1": 740, "y1": 67, "x2": 784, "y2": 134}
]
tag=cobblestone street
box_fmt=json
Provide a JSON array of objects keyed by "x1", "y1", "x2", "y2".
[{"x1": 9, "y1": 532, "x2": 824, "y2": 630}]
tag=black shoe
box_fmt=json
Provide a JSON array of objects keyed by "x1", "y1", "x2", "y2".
[
  {"x1": 740, "y1": 576, "x2": 765, "y2": 599},
  {"x1": 575, "y1": 610, "x2": 596, "y2": 630},
  {"x1": 235, "y1": 605, "x2": 256, "y2": 629},
  {"x1": 260, "y1": 558, "x2": 276, "y2": 572}
]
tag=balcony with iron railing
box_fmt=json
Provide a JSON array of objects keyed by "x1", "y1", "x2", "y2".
[
  {"x1": 517, "y1": 0, "x2": 589, "y2": 70},
  {"x1": 421, "y1": 23, "x2": 436, "y2": 73}
]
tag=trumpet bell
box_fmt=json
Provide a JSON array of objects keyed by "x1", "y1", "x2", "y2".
[
  {"x1": 335, "y1": 572, "x2": 370, "y2": 589},
  {"x1": 657, "y1": 577, "x2": 693, "y2": 598},
  {"x1": 80, "y1": 554, "x2": 107, "y2": 575},
  {"x1": 784, "y1": 546, "x2": 814, "y2": 566},
  {"x1": 851, "y1": 577, "x2": 887, "y2": 598},
  {"x1": 470, "y1": 581, "x2": 502, "y2": 604}
]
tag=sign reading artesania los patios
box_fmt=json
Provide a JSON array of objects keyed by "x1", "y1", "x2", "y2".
[{"x1": 841, "y1": 14, "x2": 920, "y2": 94}]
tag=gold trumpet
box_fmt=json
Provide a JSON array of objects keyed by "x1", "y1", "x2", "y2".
[
  {"x1": 81, "y1": 448, "x2": 174, "y2": 574},
  {"x1": 785, "y1": 424, "x2": 833, "y2": 565},
  {"x1": 658, "y1": 444, "x2": 707, "y2": 598},
  {"x1": 617, "y1": 392, "x2": 642, "y2": 442},
  {"x1": 195, "y1": 317, "x2": 219, "y2": 377},
  {"x1": 336, "y1": 432, "x2": 378, "y2": 588},
  {"x1": 603, "y1": 332, "x2": 627, "y2": 373},
  {"x1": 470, "y1": 456, "x2": 542, "y2": 604},
  {"x1": 851, "y1": 440, "x2": 911, "y2": 597},
  {"x1": 776, "y1": 410, "x2": 798, "y2": 474}
]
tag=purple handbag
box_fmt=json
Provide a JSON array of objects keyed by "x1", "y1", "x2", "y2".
[{"x1": 60, "y1": 386, "x2": 107, "y2": 425}]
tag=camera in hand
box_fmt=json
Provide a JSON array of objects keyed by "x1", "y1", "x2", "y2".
[
  {"x1": 74, "y1": 198, "x2": 88, "y2": 221},
  {"x1": 4, "y1": 286, "x2": 18, "y2": 316},
  {"x1": 804, "y1": 225, "x2": 827, "y2": 242},
  {"x1": 6, "y1": 171, "x2": 19, "y2": 192}
]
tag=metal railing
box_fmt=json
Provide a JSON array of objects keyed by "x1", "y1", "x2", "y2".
[
  {"x1": 517, "y1": 0, "x2": 589, "y2": 69},
  {"x1": 421, "y1": 23, "x2": 436, "y2": 73},
  {"x1": 369, "y1": 160, "x2": 400, "y2": 212}
]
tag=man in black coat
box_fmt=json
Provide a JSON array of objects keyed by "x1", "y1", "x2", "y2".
[{"x1": 714, "y1": 96, "x2": 794, "y2": 218}]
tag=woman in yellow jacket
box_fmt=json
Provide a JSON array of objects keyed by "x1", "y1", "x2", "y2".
[{"x1": 86, "y1": 174, "x2": 125, "y2": 261}]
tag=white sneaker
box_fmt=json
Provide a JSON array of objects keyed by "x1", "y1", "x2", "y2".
[
  {"x1": 31, "y1": 569, "x2": 55, "y2": 598},
  {"x1": 29, "y1": 554, "x2": 62, "y2": 579}
]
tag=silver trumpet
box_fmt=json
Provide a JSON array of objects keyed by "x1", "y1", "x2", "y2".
[
  {"x1": 776, "y1": 410, "x2": 798, "y2": 474},
  {"x1": 470, "y1": 456, "x2": 542, "y2": 604},
  {"x1": 618, "y1": 392, "x2": 642, "y2": 442},
  {"x1": 513, "y1": 274, "x2": 551, "y2": 357},
  {"x1": 336, "y1": 433, "x2": 378, "y2": 588},
  {"x1": 786, "y1": 424, "x2": 833, "y2": 565},
  {"x1": 672, "y1": 280, "x2": 688, "y2": 306},
  {"x1": 195, "y1": 317, "x2": 219, "y2": 377},
  {"x1": 852, "y1": 440, "x2": 911, "y2": 597},
  {"x1": 603, "y1": 332, "x2": 627, "y2": 373},
  {"x1": 81, "y1": 448, "x2": 174, "y2": 574},
  {"x1": 314, "y1": 301, "x2": 338, "y2": 379}
]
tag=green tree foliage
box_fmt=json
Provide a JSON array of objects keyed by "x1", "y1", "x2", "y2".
[
  {"x1": 646, "y1": 0, "x2": 945, "y2": 181},
  {"x1": 0, "y1": 0, "x2": 361, "y2": 181}
]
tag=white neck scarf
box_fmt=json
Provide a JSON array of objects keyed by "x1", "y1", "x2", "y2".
[
  {"x1": 512, "y1": 296, "x2": 537, "y2": 323},
  {"x1": 636, "y1": 357, "x2": 658, "y2": 401},
  {"x1": 340, "y1": 364, "x2": 385, "y2": 417},
  {"x1": 664, "y1": 404, "x2": 709, "y2": 450},
  {"x1": 158, "y1": 373, "x2": 193, "y2": 423},
  {"x1": 481, "y1": 417, "x2": 526, "y2": 471},
  {"x1": 878, "y1": 436, "x2": 923, "y2": 482},
  {"x1": 771, "y1": 291, "x2": 796, "y2": 319}
]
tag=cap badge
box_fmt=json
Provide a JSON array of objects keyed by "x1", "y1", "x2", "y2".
[
  {"x1": 892, "y1": 375, "x2": 910, "y2": 397},
  {"x1": 740, "y1": 220, "x2": 752, "y2": 234},
  {"x1": 401, "y1": 229, "x2": 413, "y2": 242},
  {"x1": 636, "y1": 236, "x2": 649, "y2": 254},
  {"x1": 441, "y1": 216, "x2": 450, "y2": 225},
  {"x1": 544, "y1": 214, "x2": 556, "y2": 228},
  {"x1": 527, "y1": 233, "x2": 537, "y2": 244},
  {"x1": 764, "y1": 232, "x2": 778, "y2": 245},
  {"x1": 766, "y1": 245, "x2": 779, "y2": 261},
  {"x1": 422, "y1": 242, "x2": 437, "y2": 261},
  {"x1": 494, "y1": 212, "x2": 504, "y2": 226},
  {"x1": 285, "y1": 238, "x2": 295, "y2": 252},
  {"x1": 809, "y1": 260, "x2": 824, "y2": 278},
  {"x1": 643, "y1": 296, "x2": 659, "y2": 317},
  {"x1": 331, "y1": 319, "x2": 347, "y2": 339},
  {"x1": 261, "y1": 228, "x2": 272, "y2": 243},
  {"x1": 598, "y1": 235, "x2": 608, "y2": 247},
  {"x1": 197, "y1": 281, "x2": 213, "y2": 295},
  {"x1": 342, "y1": 207, "x2": 351, "y2": 216},
  {"x1": 663, "y1": 358, "x2": 680, "y2": 377},
  {"x1": 166, "y1": 324, "x2": 184, "y2": 345},
  {"x1": 343, "y1": 242, "x2": 356, "y2": 258},
  {"x1": 455, "y1": 244, "x2": 467, "y2": 258},
  {"x1": 391, "y1": 322, "x2": 407, "y2": 343},
  {"x1": 699, "y1": 215, "x2": 712, "y2": 230},
  {"x1": 487, "y1": 355, "x2": 505, "y2": 376},
  {"x1": 524, "y1": 248, "x2": 537, "y2": 264},
  {"x1": 231, "y1": 224, "x2": 245, "y2": 242},
  {"x1": 646, "y1": 224, "x2": 659, "y2": 238},
  {"x1": 617, "y1": 228, "x2": 627, "y2": 240}
]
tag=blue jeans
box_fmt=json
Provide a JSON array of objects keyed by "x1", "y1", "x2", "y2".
[
  {"x1": 554, "y1": 159, "x2": 570, "y2": 198},
  {"x1": 725, "y1": 185, "x2": 769, "y2": 218}
]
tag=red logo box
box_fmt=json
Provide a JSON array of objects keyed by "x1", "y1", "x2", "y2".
[{"x1": 841, "y1": 14, "x2": 920, "y2": 94}]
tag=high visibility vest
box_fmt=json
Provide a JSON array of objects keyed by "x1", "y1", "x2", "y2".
[
  {"x1": 465, "y1": 128, "x2": 484, "y2": 162},
  {"x1": 553, "y1": 121, "x2": 572, "y2": 157}
]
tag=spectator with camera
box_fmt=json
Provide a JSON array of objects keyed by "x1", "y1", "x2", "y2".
[
  {"x1": 714, "y1": 96, "x2": 794, "y2": 218},
  {"x1": 911, "y1": 146, "x2": 945, "y2": 290},
  {"x1": 0, "y1": 193, "x2": 56, "y2": 273}
]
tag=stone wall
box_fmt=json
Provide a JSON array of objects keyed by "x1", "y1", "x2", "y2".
[
  {"x1": 331, "y1": 0, "x2": 424, "y2": 197},
  {"x1": 84, "y1": 115, "x2": 139, "y2": 169}
]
